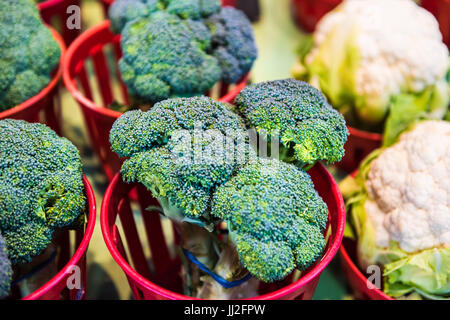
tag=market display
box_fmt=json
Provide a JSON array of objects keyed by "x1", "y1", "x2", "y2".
[{"x1": 0, "y1": 0, "x2": 448, "y2": 302}]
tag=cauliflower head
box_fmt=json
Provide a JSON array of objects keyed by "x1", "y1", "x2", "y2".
[
  {"x1": 301, "y1": 0, "x2": 449, "y2": 143},
  {"x1": 365, "y1": 121, "x2": 450, "y2": 253},
  {"x1": 0, "y1": 0, "x2": 61, "y2": 111},
  {"x1": 344, "y1": 120, "x2": 450, "y2": 299}
]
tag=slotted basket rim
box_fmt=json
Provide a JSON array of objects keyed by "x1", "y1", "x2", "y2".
[
  {"x1": 0, "y1": 26, "x2": 65, "y2": 120},
  {"x1": 63, "y1": 20, "x2": 250, "y2": 120},
  {"x1": 340, "y1": 242, "x2": 393, "y2": 300},
  {"x1": 23, "y1": 175, "x2": 97, "y2": 300},
  {"x1": 101, "y1": 163, "x2": 346, "y2": 300}
]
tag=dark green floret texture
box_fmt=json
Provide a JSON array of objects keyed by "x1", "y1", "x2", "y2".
[
  {"x1": 0, "y1": 233, "x2": 12, "y2": 299},
  {"x1": 119, "y1": 12, "x2": 222, "y2": 104},
  {"x1": 0, "y1": 0, "x2": 61, "y2": 111},
  {"x1": 110, "y1": 1, "x2": 256, "y2": 105},
  {"x1": 109, "y1": 0, "x2": 221, "y2": 34},
  {"x1": 235, "y1": 79, "x2": 349, "y2": 168},
  {"x1": 110, "y1": 96, "x2": 253, "y2": 222},
  {"x1": 0, "y1": 120, "x2": 86, "y2": 264},
  {"x1": 205, "y1": 7, "x2": 258, "y2": 84},
  {"x1": 212, "y1": 158, "x2": 328, "y2": 282}
]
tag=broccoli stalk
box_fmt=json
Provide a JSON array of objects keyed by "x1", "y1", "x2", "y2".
[{"x1": 197, "y1": 239, "x2": 260, "y2": 299}]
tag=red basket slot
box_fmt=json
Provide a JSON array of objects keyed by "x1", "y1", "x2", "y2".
[
  {"x1": 335, "y1": 126, "x2": 382, "y2": 174},
  {"x1": 38, "y1": 0, "x2": 81, "y2": 46},
  {"x1": 0, "y1": 27, "x2": 65, "y2": 135},
  {"x1": 339, "y1": 239, "x2": 393, "y2": 300},
  {"x1": 64, "y1": 21, "x2": 250, "y2": 181},
  {"x1": 100, "y1": 163, "x2": 346, "y2": 300},
  {"x1": 291, "y1": 0, "x2": 342, "y2": 33},
  {"x1": 20, "y1": 175, "x2": 96, "y2": 300}
]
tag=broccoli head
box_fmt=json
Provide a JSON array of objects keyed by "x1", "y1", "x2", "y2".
[
  {"x1": 109, "y1": 0, "x2": 221, "y2": 34},
  {"x1": 205, "y1": 7, "x2": 258, "y2": 84},
  {"x1": 0, "y1": 120, "x2": 86, "y2": 264},
  {"x1": 212, "y1": 157, "x2": 328, "y2": 282},
  {"x1": 0, "y1": 233, "x2": 12, "y2": 299},
  {"x1": 110, "y1": 96, "x2": 253, "y2": 225},
  {"x1": 235, "y1": 79, "x2": 349, "y2": 169},
  {"x1": 0, "y1": 0, "x2": 61, "y2": 111},
  {"x1": 119, "y1": 12, "x2": 222, "y2": 104}
]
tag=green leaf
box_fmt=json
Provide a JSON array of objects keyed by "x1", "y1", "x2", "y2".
[{"x1": 383, "y1": 247, "x2": 450, "y2": 299}]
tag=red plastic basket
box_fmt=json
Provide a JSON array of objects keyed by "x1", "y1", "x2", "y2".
[
  {"x1": 100, "y1": 163, "x2": 346, "y2": 300},
  {"x1": 38, "y1": 0, "x2": 81, "y2": 45},
  {"x1": 64, "y1": 20, "x2": 250, "y2": 180},
  {"x1": 339, "y1": 239, "x2": 392, "y2": 300},
  {"x1": 19, "y1": 175, "x2": 96, "y2": 300},
  {"x1": 421, "y1": 0, "x2": 450, "y2": 47},
  {"x1": 0, "y1": 27, "x2": 65, "y2": 135},
  {"x1": 291, "y1": 0, "x2": 342, "y2": 32},
  {"x1": 336, "y1": 126, "x2": 382, "y2": 173}
]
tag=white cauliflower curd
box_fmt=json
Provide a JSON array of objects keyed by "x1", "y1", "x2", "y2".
[
  {"x1": 364, "y1": 121, "x2": 450, "y2": 252},
  {"x1": 298, "y1": 0, "x2": 450, "y2": 142}
]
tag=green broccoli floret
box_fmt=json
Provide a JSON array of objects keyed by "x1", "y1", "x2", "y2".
[
  {"x1": 110, "y1": 96, "x2": 252, "y2": 224},
  {"x1": 205, "y1": 7, "x2": 258, "y2": 84},
  {"x1": 110, "y1": 96, "x2": 330, "y2": 296},
  {"x1": 109, "y1": 0, "x2": 221, "y2": 34},
  {"x1": 118, "y1": 12, "x2": 222, "y2": 104},
  {"x1": 110, "y1": 1, "x2": 257, "y2": 107},
  {"x1": 0, "y1": 233, "x2": 12, "y2": 299},
  {"x1": 0, "y1": 120, "x2": 86, "y2": 264},
  {"x1": 212, "y1": 157, "x2": 327, "y2": 282},
  {"x1": 235, "y1": 79, "x2": 349, "y2": 169},
  {"x1": 0, "y1": 0, "x2": 61, "y2": 111}
]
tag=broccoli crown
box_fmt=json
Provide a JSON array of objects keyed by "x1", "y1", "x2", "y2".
[
  {"x1": 205, "y1": 7, "x2": 258, "y2": 84},
  {"x1": 0, "y1": 120, "x2": 86, "y2": 264},
  {"x1": 109, "y1": 0, "x2": 221, "y2": 34},
  {"x1": 211, "y1": 157, "x2": 328, "y2": 282},
  {"x1": 119, "y1": 12, "x2": 222, "y2": 104},
  {"x1": 0, "y1": 0, "x2": 61, "y2": 112},
  {"x1": 235, "y1": 79, "x2": 349, "y2": 167},
  {"x1": 0, "y1": 233, "x2": 12, "y2": 299},
  {"x1": 111, "y1": 2, "x2": 257, "y2": 105},
  {"x1": 110, "y1": 97, "x2": 253, "y2": 221}
]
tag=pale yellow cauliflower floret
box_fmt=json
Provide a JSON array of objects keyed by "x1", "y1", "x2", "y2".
[{"x1": 364, "y1": 121, "x2": 450, "y2": 252}]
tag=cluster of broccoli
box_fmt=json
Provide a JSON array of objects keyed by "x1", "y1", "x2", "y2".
[
  {"x1": 0, "y1": 0, "x2": 61, "y2": 112},
  {"x1": 109, "y1": 0, "x2": 257, "y2": 105},
  {"x1": 0, "y1": 120, "x2": 86, "y2": 298},
  {"x1": 110, "y1": 79, "x2": 348, "y2": 298}
]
